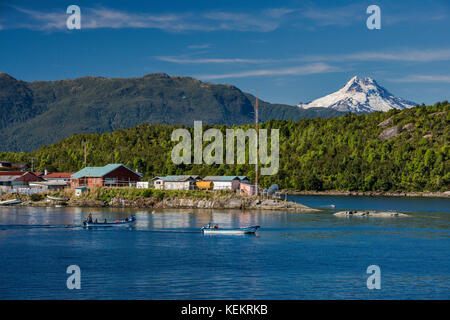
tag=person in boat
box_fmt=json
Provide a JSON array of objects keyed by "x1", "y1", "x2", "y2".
[
  {"x1": 104, "y1": 219, "x2": 107, "y2": 223},
  {"x1": 87, "y1": 213, "x2": 93, "y2": 223},
  {"x1": 214, "y1": 224, "x2": 219, "y2": 229},
  {"x1": 125, "y1": 217, "x2": 129, "y2": 222},
  {"x1": 94, "y1": 219, "x2": 98, "y2": 223}
]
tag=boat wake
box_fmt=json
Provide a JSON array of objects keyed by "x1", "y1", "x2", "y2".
[{"x1": 0, "y1": 224, "x2": 81, "y2": 230}]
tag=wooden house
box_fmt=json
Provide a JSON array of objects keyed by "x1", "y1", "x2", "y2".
[
  {"x1": 71, "y1": 164, "x2": 141, "y2": 188},
  {"x1": 0, "y1": 171, "x2": 44, "y2": 186}
]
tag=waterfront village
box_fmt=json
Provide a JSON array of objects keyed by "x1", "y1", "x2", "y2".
[
  {"x1": 0, "y1": 160, "x2": 312, "y2": 211},
  {"x1": 0, "y1": 161, "x2": 265, "y2": 197}
]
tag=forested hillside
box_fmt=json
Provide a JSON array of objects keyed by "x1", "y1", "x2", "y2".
[{"x1": 1, "y1": 103, "x2": 448, "y2": 192}]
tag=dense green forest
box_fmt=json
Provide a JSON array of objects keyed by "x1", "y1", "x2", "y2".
[{"x1": 1, "y1": 103, "x2": 449, "y2": 192}]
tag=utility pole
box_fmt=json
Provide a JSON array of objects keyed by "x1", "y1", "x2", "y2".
[
  {"x1": 83, "y1": 140, "x2": 87, "y2": 168},
  {"x1": 255, "y1": 92, "x2": 259, "y2": 197},
  {"x1": 31, "y1": 157, "x2": 34, "y2": 172}
]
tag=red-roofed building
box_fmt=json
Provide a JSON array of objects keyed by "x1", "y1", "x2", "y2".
[
  {"x1": 0, "y1": 171, "x2": 44, "y2": 186},
  {"x1": 43, "y1": 172, "x2": 73, "y2": 183}
]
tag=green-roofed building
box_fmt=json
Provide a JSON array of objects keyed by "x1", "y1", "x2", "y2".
[{"x1": 70, "y1": 164, "x2": 142, "y2": 188}]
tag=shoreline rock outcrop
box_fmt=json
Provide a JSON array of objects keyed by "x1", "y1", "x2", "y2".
[
  {"x1": 107, "y1": 196, "x2": 319, "y2": 212},
  {"x1": 334, "y1": 210, "x2": 409, "y2": 217}
]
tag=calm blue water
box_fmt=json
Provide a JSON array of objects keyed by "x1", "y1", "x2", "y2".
[{"x1": 0, "y1": 196, "x2": 449, "y2": 299}]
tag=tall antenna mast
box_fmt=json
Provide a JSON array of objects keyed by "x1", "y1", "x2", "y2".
[
  {"x1": 255, "y1": 92, "x2": 259, "y2": 196},
  {"x1": 83, "y1": 140, "x2": 87, "y2": 168}
]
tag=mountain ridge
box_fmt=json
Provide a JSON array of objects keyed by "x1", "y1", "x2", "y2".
[{"x1": 0, "y1": 72, "x2": 343, "y2": 152}]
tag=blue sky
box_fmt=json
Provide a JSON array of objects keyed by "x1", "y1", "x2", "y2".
[{"x1": 0, "y1": 0, "x2": 449, "y2": 105}]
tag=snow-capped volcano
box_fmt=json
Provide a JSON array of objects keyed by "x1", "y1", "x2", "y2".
[{"x1": 297, "y1": 76, "x2": 417, "y2": 112}]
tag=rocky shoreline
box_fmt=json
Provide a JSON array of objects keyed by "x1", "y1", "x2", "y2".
[
  {"x1": 2, "y1": 194, "x2": 320, "y2": 212},
  {"x1": 286, "y1": 190, "x2": 450, "y2": 198},
  {"x1": 334, "y1": 210, "x2": 409, "y2": 217}
]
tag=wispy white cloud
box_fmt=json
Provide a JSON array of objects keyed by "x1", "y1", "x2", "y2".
[
  {"x1": 3, "y1": 4, "x2": 449, "y2": 32},
  {"x1": 5, "y1": 6, "x2": 286, "y2": 32},
  {"x1": 157, "y1": 48, "x2": 450, "y2": 66},
  {"x1": 263, "y1": 7, "x2": 298, "y2": 19},
  {"x1": 202, "y1": 11, "x2": 279, "y2": 32},
  {"x1": 300, "y1": 3, "x2": 448, "y2": 27},
  {"x1": 301, "y1": 4, "x2": 363, "y2": 27},
  {"x1": 11, "y1": 3, "x2": 445, "y2": 32},
  {"x1": 187, "y1": 44, "x2": 211, "y2": 49},
  {"x1": 156, "y1": 56, "x2": 277, "y2": 64},
  {"x1": 196, "y1": 63, "x2": 340, "y2": 80},
  {"x1": 11, "y1": 6, "x2": 209, "y2": 32},
  {"x1": 4, "y1": 4, "x2": 448, "y2": 35},
  {"x1": 388, "y1": 75, "x2": 450, "y2": 83},
  {"x1": 302, "y1": 49, "x2": 450, "y2": 63},
  {"x1": 13, "y1": 7, "x2": 67, "y2": 30}
]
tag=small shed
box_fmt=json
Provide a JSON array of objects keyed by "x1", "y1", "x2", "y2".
[
  {"x1": 75, "y1": 186, "x2": 87, "y2": 197},
  {"x1": 240, "y1": 182, "x2": 257, "y2": 196},
  {"x1": 196, "y1": 180, "x2": 213, "y2": 190},
  {"x1": 29, "y1": 181, "x2": 69, "y2": 191},
  {"x1": 136, "y1": 182, "x2": 149, "y2": 189},
  {"x1": 203, "y1": 176, "x2": 249, "y2": 191}
]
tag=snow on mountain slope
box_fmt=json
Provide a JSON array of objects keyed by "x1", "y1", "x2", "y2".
[{"x1": 297, "y1": 76, "x2": 417, "y2": 112}]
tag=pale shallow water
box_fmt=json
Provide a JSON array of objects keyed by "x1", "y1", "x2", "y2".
[{"x1": 0, "y1": 196, "x2": 449, "y2": 299}]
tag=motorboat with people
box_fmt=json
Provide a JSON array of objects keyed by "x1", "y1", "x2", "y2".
[
  {"x1": 201, "y1": 224, "x2": 260, "y2": 234},
  {"x1": 82, "y1": 214, "x2": 136, "y2": 228}
]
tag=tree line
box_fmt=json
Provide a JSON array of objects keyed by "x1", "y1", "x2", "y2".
[{"x1": 1, "y1": 102, "x2": 448, "y2": 192}]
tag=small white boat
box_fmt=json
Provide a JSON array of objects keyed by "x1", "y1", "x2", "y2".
[
  {"x1": 201, "y1": 225, "x2": 260, "y2": 235},
  {"x1": 47, "y1": 195, "x2": 70, "y2": 201},
  {"x1": 83, "y1": 216, "x2": 136, "y2": 228},
  {"x1": 0, "y1": 199, "x2": 22, "y2": 206}
]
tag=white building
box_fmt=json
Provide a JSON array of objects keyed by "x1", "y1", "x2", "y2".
[
  {"x1": 136, "y1": 182, "x2": 149, "y2": 189},
  {"x1": 203, "y1": 176, "x2": 249, "y2": 191},
  {"x1": 153, "y1": 175, "x2": 201, "y2": 190},
  {"x1": 42, "y1": 172, "x2": 73, "y2": 184}
]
